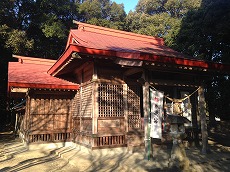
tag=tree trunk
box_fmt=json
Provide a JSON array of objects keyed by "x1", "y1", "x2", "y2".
[
  {"x1": 143, "y1": 81, "x2": 151, "y2": 160},
  {"x1": 198, "y1": 86, "x2": 208, "y2": 154}
]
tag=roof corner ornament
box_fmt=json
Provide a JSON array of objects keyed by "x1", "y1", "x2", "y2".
[
  {"x1": 72, "y1": 52, "x2": 81, "y2": 59},
  {"x1": 73, "y1": 20, "x2": 84, "y2": 31}
]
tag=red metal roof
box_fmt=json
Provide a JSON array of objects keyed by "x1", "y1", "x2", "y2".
[
  {"x1": 70, "y1": 23, "x2": 184, "y2": 57},
  {"x1": 47, "y1": 22, "x2": 230, "y2": 75},
  {"x1": 8, "y1": 55, "x2": 79, "y2": 90}
]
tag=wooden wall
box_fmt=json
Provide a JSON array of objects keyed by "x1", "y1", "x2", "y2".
[{"x1": 20, "y1": 90, "x2": 75, "y2": 143}]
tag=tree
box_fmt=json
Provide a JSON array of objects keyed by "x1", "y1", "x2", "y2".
[
  {"x1": 0, "y1": 25, "x2": 14, "y2": 131},
  {"x1": 135, "y1": 0, "x2": 201, "y2": 17},
  {"x1": 175, "y1": 0, "x2": 230, "y2": 121},
  {"x1": 0, "y1": 0, "x2": 79, "y2": 59},
  {"x1": 26, "y1": 0, "x2": 79, "y2": 59},
  {"x1": 0, "y1": 0, "x2": 127, "y2": 58},
  {"x1": 79, "y1": 0, "x2": 126, "y2": 30},
  {"x1": 126, "y1": 0, "x2": 201, "y2": 47}
]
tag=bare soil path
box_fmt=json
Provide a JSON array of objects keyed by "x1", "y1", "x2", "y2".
[{"x1": 0, "y1": 121, "x2": 230, "y2": 172}]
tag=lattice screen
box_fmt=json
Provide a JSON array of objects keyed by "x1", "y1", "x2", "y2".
[
  {"x1": 81, "y1": 83, "x2": 93, "y2": 117},
  {"x1": 127, "y1": 85, "x2": 141, "y2": 129},
  {"x1": 98, "y1": 84, "x2": 124, "y2": 117},
  {"x1": 72, "y1": 91, "x2": 80, "y2": 117},
  {"x1": 72, "y1": 83, "x2": 93, "y2": 117}
]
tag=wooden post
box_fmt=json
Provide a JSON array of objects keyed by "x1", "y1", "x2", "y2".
[
  {"x1": 80, "y1": 86, "x2": 83, "y2": 132},
  {"x1": 191, "y1": 91, "x2": 199, "y2": 146},
  {"x1": 92, "y1": 62, "x2": 98, "y2": 147},
  {"x1": 27, "y1": 93, "x2": 32, "y2": 144},
  {"x1": 123, "y1": 84, "x2": 128, "y2": 133},
  {"x1": 143, "y1": 81, "x2": 150, "y2": 160},
  {"x1": 92, "y1": 82, "x2": 98, "y2": 133},
  {"x1": 198, "y1": 85, "x2": 208, "y2": 154}
]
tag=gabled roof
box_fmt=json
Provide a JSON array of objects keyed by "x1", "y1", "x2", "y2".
[
  {"x1": 8, "y1": 55, "x2": 79, "y2": 90},
  {"x1": 48, "y1": 22, "x2": 230, "y2": 76}
]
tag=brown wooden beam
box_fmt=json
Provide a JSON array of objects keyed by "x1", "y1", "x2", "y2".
[
  {"x1": 124, "y1": 68, "x2": 143, "y2": 76},
  {"x1": 150, "y1": 80, "x2": 199, "y2": 87}
]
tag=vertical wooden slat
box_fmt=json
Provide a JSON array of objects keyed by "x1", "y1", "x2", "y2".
[
  {"x1": 123, "y1": 84, "x2": 128, "y2": 133},
  {"x1": 92, "y1": 82, "x2": 98, "y2": 136},
  {"x1": 80, "y1": 86, "x2": 83, "y2": 132}
]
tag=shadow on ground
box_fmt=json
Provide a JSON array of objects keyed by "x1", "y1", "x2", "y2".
[{"x1": 0, "y1": 122, "x2": 230, "y2": 172}]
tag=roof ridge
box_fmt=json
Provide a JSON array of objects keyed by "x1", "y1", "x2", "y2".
[
  {"x1": 74, "y1": 21, "x2": 164, "y2": 46},
  {"x1": 13, "y1": 55, "x2": 56, "y2": 65}
]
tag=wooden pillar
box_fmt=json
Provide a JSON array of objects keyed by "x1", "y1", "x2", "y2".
[
  {"x1": 191, "y1": 91, "x2": 199, "y2": 146},
  {"x1": 92, "y1": 82, "x2": 98, "y2": 134},
  {"x1": 198, "y1": 85, "x2": 208, "y2": 154},
  {"x1": 27, "y1": 91, "x2": 33, "y2": 144},
  {"x1": 92, "y1": 62, "x2": 98, "y2": 147},
  {"x1": 123, "y1": 84, "x2": 128, "y2": 133},
  {"x1": 80, "y1": 86, "x2": 83, "y2": 132},
  {"x1": 143, "y1": 81, "x2": 150, "y2": 159}
]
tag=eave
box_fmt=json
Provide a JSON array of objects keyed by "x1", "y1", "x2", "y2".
[
  {"x1": 8, "y1": 82, "x2": 79, "y2": 91},
  {"x1": 48, "y1": 44, "x2": 230, "y2": 76}
]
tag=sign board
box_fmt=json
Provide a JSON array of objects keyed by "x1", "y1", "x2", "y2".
[{"x1": 149, "y1": 88, "x2": 164, "y2": 139}]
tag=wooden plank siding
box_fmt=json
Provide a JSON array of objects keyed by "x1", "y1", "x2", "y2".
[{"x1": 20, "y1": 90, "x2": 75, "y2": 144}]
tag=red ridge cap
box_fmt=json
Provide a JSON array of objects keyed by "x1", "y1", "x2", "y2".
[{"x1": 13, "y1": 55, "x2": 55, "y2": 65}]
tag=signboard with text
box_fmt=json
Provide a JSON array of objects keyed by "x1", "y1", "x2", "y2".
[{"x1": 149, "y1": 88, "x2": 164, "y2": 139}]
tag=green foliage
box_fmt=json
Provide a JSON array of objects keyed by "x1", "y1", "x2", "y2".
[
  {"x1": 6, "y1": 29, "x2": 34, "y2": 55},
  {"x1": 79, "y1": 0, "x2": 102, "y2": 21},
  {"x1": 174, "y1": 0, "x2": 230, "y2": 119},
  {"x1": 0, "y1": 0, "x2": 127, "y2": 58},
  {"x1": 41, "y1": 15, "x2": 67, "y2": 39},
  {"x1": 109, "y1": 2, "x2": 126, "y2": 22},
  {"x1": 0, "y1": 0, "x2": 79, "y2": 59},
  {"x1": 136, "y1": 0, "x2": 201, "y2": 17},
  {"x1": 125, "y1": 11, "x2": 181, "y2": 47},
  {"x1": 79, "y1": 0, "x2": 126, "y2": 29},
  {"x1": 127, "y1": 0, "x2": 201, "y2": 47},
  {"x1": 0, "y1": 25, "x2": 33, "y2": 55},
  {"x1": 175, "y1": 0, "x2": 230, "y2": 62}
]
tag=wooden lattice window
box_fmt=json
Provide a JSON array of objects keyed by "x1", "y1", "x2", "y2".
[
  {"x1": 127, "y1": 85, "x2": 141, "y2": 128},
  {"x1": 98, "y1": 84, "x2": 124, "y2": 117}
]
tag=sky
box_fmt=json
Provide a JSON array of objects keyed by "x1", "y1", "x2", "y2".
[{"x1": 113, "y1": 0, "x2": 139, "y2": 14}]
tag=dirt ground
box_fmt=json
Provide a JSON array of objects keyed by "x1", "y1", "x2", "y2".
[
  {"x1": 0, "y1": 134, "x2": 77, "y2": 172},
  {"x1": 0, "y1": 121, "x2": 230, "y2": 172}
]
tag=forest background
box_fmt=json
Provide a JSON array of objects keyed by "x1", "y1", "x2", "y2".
[{"x1": 0, "y1": 0, "x2": 230, "y2": 125}]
